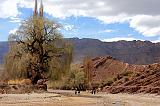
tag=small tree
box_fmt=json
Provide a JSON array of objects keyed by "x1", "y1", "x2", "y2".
[
  {"x1": 64, "y1": 68, "x2": 85, "y2": 90},
  {"x1": 83, "y1": 56, "x2": 93, "y2": 89},
  {"x1": 4, "y1": 16, "x2": 72, "y2": 84}
]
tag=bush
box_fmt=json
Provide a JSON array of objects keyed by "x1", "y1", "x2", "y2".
[
  {"x1": 117, "y1": 74, "x2": 122, "y2": 80},
  {"x1": 135, "y1": 73, "x2": 140, "y2": 77},
  {"x1": 105, "y1": 80, "x2": 113, "y2": 86},
  {"x1": 121, "y1": 71, "x2": 133, "y2": 77},
  {"x1": 124, "y1": 77, "x2": 129, "y2": 82},
  {"x1": 113, "y1": 77, "x2": 117, "y2": 81}
]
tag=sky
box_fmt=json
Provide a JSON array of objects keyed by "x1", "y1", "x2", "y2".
[{"x1": 0, "y1": 0, "x2": 160, "y2": 42}]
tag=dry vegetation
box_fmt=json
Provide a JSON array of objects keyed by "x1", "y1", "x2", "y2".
[
  {"x1": 0, "y1": 0, "x2": 73, "y2": 93},
  {"x1": 1, "y1": 7, "x2": 73, "y2": 93}
]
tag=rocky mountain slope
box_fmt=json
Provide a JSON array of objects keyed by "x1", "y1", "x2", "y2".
[
  {"x1": 80, "y1": 56, "x2": 146, "y2": 83},
  {"x1": 1, "y1": 38, "x2": 160, "y2": 64},
  {"x1": 103, "y1": 63, "x2": 160, "y2": 94},
  {"x1": 79, "y1": 56, "x2": 160, "y2": 94}
]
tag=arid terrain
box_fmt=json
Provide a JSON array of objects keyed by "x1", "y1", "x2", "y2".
[
  {"x1": 0, "y1": 0, "x2": 160, "y2": 106},
  {"x1": 0, "y1": 90, "x2": 160, "y2": 106},
  {"x1": 79, "y1": 56, "x2": 160, "y2": 94}
]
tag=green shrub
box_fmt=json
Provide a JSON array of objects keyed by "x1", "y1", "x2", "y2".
[
  {"x1": 105, "y1": 79, "x2": 113, "y2": 86},
  {"x1": 117, "y1": 74, "x2": 122, "y2": 80},
  {"x1": 121, "y1": 71, "x2": 133, "y2": 77},
  {"x1": 113, "y1": 77, "x2": 117, "y2": 81},
  {"x1": 124, "y1": 77, "x2": 129, "y2": 82}
]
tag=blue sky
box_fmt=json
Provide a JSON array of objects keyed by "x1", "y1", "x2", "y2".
[{"x1": 0, "y1": 0, "x2": 160, "y2": 42}]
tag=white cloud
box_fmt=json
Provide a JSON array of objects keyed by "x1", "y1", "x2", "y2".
[
  {"x1": 130, "y1": 15, "x2": 160, "y2": 37},
  {"x1": 0, "y1": 0, "x2": 20, "y2": 19},
  {"x1": 63, "y1": 24, "x2": 74, "y2": 31},
  {"x1": 97, "y1": 14, "x2": 131, "y2": 24},
  {"x1": 1, "y1": 0, "x2": 160, "y2": 37},
  {"x1": 9, "y1": 28, "x2": 18, "y2": 34},
  {"x1": 102, "y1": 37, "x2": 160, "y2": 43},
  {"x1": 151, "y1": 40, "x2": 160, "y2": 43},
  {"x1": 102, "y1": 37, "x2": 143, "y2": 42},
  {"x1": 9, "y1": 17, "x2": 21, "y2": 23},
  {"x1": 98, "y1": 29, "x2": 115, "y2": 33}
]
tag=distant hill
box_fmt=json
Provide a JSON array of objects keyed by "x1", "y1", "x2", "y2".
[
  {"x1": 0, "y1": 42, "x2": 8, "y2": 64},
  {"x1": 1, "y1": 38, "x2": 160, "y2": 65},
  {"x1": 69, "y1": 38, "x2": 160, "y2": 64}
]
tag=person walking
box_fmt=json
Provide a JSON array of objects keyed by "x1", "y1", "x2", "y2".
[
  {"x1": 75, "y1": 87, "x2": 77, "y2": 95},
  {"x1": 78, "y1": 87, "x2": 81, "y2": 95}
]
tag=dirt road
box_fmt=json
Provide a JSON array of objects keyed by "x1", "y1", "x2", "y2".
[{"x1": 0, "y1": 90, "x2": 160, "y2": 106}]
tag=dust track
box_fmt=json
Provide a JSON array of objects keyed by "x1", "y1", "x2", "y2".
[{"x1": 0, "y1": 90, "x2": 160, "y2": 106}]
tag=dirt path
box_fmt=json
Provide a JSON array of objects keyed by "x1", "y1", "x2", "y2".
[
  {"x1": 0, "y1": 90, "x2": 160, "y2": 106},
  {"x1": 98, "y1": 93, "x2": 160, "y2": 106},
  {"x1": 0, "y1": 93, "x2": 97, "y2": 106}
]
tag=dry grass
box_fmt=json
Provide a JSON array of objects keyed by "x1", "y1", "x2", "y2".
[{"x1": 7, "y1": 79, "x2": 31, "y2": 85}]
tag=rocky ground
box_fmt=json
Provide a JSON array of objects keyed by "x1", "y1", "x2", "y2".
[
  {"x1": 102, "y1": 63, "x2": 160, "y2": 94},
  {"x1": 80, "y1": 57, "x2": 160, "y2": 94},
  {"x1": 80, "y1": 56, "x2": 146, "y2": 83},
  {"x1": 0, "y1": 90, "x2": 160, "y2": 106}
]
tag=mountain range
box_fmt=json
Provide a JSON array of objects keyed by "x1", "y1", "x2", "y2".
[
  {"x1": 69, "y1": 38, "x2": 160, "y2": 64},
  {"x1": 0, "y1": 41, "x2": 8, "y2": 64},
  {"x1": 1, "y1": 38, "x2": 160, "y2": 65}
]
